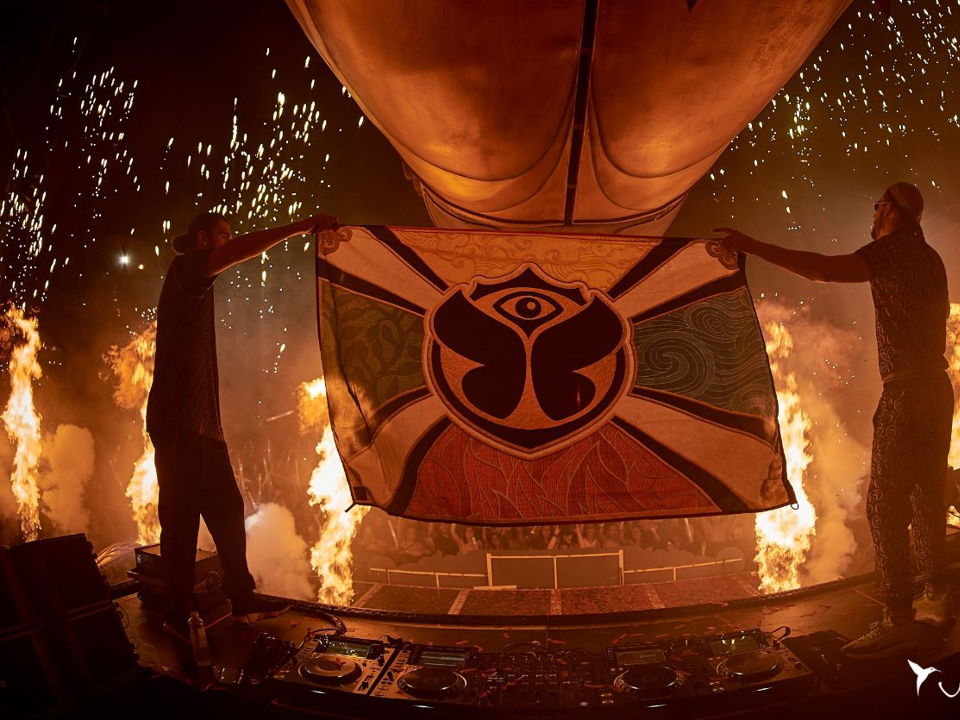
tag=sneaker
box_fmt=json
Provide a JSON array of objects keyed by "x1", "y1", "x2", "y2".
[
  {"x1": 841, "y1": 609, "x2": 920, "y2": 660},
  {"x1": 231, "y1": 594, "x2": 291, "y2": 624},
  {"x1": 914, "y1": 591, "x2": 954, "y2": 629}
]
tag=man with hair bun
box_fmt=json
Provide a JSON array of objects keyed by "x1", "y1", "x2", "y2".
[
  {"x1": 147, "y1": 210, "x2": 337, "y2": 640},
  {"x1": 715, "y1": 181, "x2": 954, "y2": 659}
]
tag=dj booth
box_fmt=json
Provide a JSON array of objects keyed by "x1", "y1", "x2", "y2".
[
  {"x1": 126, "y1": 537, "x2": 960, "y2": 718},
  {"x1": 5, "y1": 534, "x2": 960, "y2": 718}
]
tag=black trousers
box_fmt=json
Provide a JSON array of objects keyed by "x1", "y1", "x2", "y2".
[
  {"x1": 150, "y1": 428, "x2": 255, "y2": 618},
  {"x1": 867, "y1": 373, "x2": 954, "y2": 618}
]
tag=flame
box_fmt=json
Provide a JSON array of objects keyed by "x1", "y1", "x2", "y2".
[
  {"x1": 1, "y1": 307, "x2": 43, "y2": 541},
  {"x1": 754, "y1": 321, "x2": 818, "y2": 593},
  {"x1": 298, "y1": 377, "x2": 329, "y2": 432},
  {"x1": 105, "y1": 322, "x2": 159, "y2": 545},
  {"x1": 946, "y1": 304, "x2": 960, "y2": 469},
  {"x1": 299, "y1": 378, "x2": 369, "y2": 604}
]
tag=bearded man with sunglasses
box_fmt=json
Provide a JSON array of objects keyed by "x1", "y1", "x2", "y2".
[{"x1": 715, "y1": 182, "x2": 954, "y2": 659}]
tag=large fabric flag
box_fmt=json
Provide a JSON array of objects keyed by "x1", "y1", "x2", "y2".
[{"x1": 315, "y1": 226, "x2": 794, "y2": 525}]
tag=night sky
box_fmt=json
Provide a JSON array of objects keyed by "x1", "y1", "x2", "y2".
[{"x1": 1, "y1": 0, "x2": 958, "y2": 544}]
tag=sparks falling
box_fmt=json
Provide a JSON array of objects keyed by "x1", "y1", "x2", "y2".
[
  {"x1": 105, "y1": 322, "x2": 160, "y2": 545},
  {"x1": 755, "y1": 322, "x2": 818, "y2": 593},
  {"x1": 1, "y1": 40, "x2": 357, "y2": 401},
  {"x1": 298, "y1": 378, "x2": 369, "y2": 605},
  {"x1": 0, "y1": 307, "x2": 43, "y2": 541}
]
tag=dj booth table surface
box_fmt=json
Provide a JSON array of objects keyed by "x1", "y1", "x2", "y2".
[{"x1": 113, "y1": 563, "x2": 960, "y2": 720}]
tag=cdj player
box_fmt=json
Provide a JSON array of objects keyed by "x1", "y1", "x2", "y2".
[
  {"x1": 371, "y1": 644, "x2": 482, "y2": 703},
  {"x1": 270, "y1": 635, "x2": 397, "y2": 696},
  {"x1": 699, "y1": 628, "x2": 809, "y2": 691},
  {"x1": 607, "y1": 643, "x2": 684, "y2": 701}
]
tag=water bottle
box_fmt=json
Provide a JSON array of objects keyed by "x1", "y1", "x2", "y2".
[{"x1": 188, "y1": 611, "x2": 212, "y2": 667}]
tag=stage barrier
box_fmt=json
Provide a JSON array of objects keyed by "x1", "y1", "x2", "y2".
[{"x1": 367, "y1": 548, "x2": 745, "y2": 590}]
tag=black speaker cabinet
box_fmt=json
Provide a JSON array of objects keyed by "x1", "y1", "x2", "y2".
[
  {"x1": 5, "y1": 534, "x2": 111, "y2": 618},
  {"x1": 0, "y1": 535, "x2": 140, "y2": 718}
]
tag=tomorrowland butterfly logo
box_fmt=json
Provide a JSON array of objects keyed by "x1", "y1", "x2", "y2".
[{"x1": 424, "y1": 264, "x2": 634, "y2": 457}]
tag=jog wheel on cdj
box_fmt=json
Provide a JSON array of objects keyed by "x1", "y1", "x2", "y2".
[
  {"x1": 398, "y1": 667, "x2": 468, "y2": 699},
  {"x1": 722, "y1": 648, "x2": 781, "y2": 680},
  {"x1": 614, "y1": 664, "x2": 681, "y2": 696},
  {"x1": 299, "y1": 655, "x2": 362, "y2": 685}
]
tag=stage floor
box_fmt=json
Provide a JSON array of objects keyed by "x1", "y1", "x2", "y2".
[{"x1": 115, "y1": 560, "x2": 960, "y2": 719}]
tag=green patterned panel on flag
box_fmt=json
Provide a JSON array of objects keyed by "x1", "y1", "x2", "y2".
[
  {"x1": 326, "y1": 286, "x2": 425, "y2": 409},
  {"x1": 631, "y1": 287, "x2": 775, "y2": 418}
]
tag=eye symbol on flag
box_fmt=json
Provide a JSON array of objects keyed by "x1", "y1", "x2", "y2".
[
  {"x1": 492, "y1": 291, "x2": 562, "y2": 332},
  {"x1": 424, "y1": 264, "x2": 633, "y2": 456}
]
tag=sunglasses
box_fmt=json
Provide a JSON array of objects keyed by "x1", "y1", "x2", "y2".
[{"x1": 873, "y1": 201, "x2": 891, "y2": 210}]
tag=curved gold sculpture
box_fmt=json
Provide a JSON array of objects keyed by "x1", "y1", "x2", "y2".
[{"x1": 288, "y1": 0, "x2": 849, "y2": 235}]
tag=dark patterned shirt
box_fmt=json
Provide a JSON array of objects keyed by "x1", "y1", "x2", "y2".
[
  {"x1": 855, "y1": 227, "x2": 948, "y2": 381},
  {"x1": 146, "y1": 249, "x2": 224, "y2": 440}
]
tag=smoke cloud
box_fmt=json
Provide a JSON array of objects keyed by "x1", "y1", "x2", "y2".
[
  {"x1": 759, "y1": 301, "x2": 871, "y2": 583},
  {"x1": 244, "y1": 502, "x2": 313, "y2": 600},
  {"x1": 798, "y1": 390, "x2": 869, "y2": 583},
  {"x1": 39, "y1": 424, "x2": 95, "y2": 535}
]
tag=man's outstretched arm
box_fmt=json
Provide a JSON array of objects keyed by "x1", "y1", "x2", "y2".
[
  {"x1": 713, "y1": 227, "x2": 870, "y2": 283},
  {"x1": 206, "y1": 213, "x2": 338, "y2": 276}
]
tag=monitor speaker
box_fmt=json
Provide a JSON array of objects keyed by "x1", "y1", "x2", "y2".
[
  {"x1": 6, "y1": 534, "x2": 111, "y2": 616},
  {"x1": 0, "y1": 535, "x2": 140, "y2": 717}
]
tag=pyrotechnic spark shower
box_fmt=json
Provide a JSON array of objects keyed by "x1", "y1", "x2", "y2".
[
  {"x1": 700, "y1": 0, "x2": 960, "y2": 267},
  {"x1": 1, "y1": 40, "x2": 359, "y2": 408}
]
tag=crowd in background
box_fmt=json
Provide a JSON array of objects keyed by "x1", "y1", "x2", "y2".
[{"x1": 354, "y1": 512, "x2": 757, "y2": 568}]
